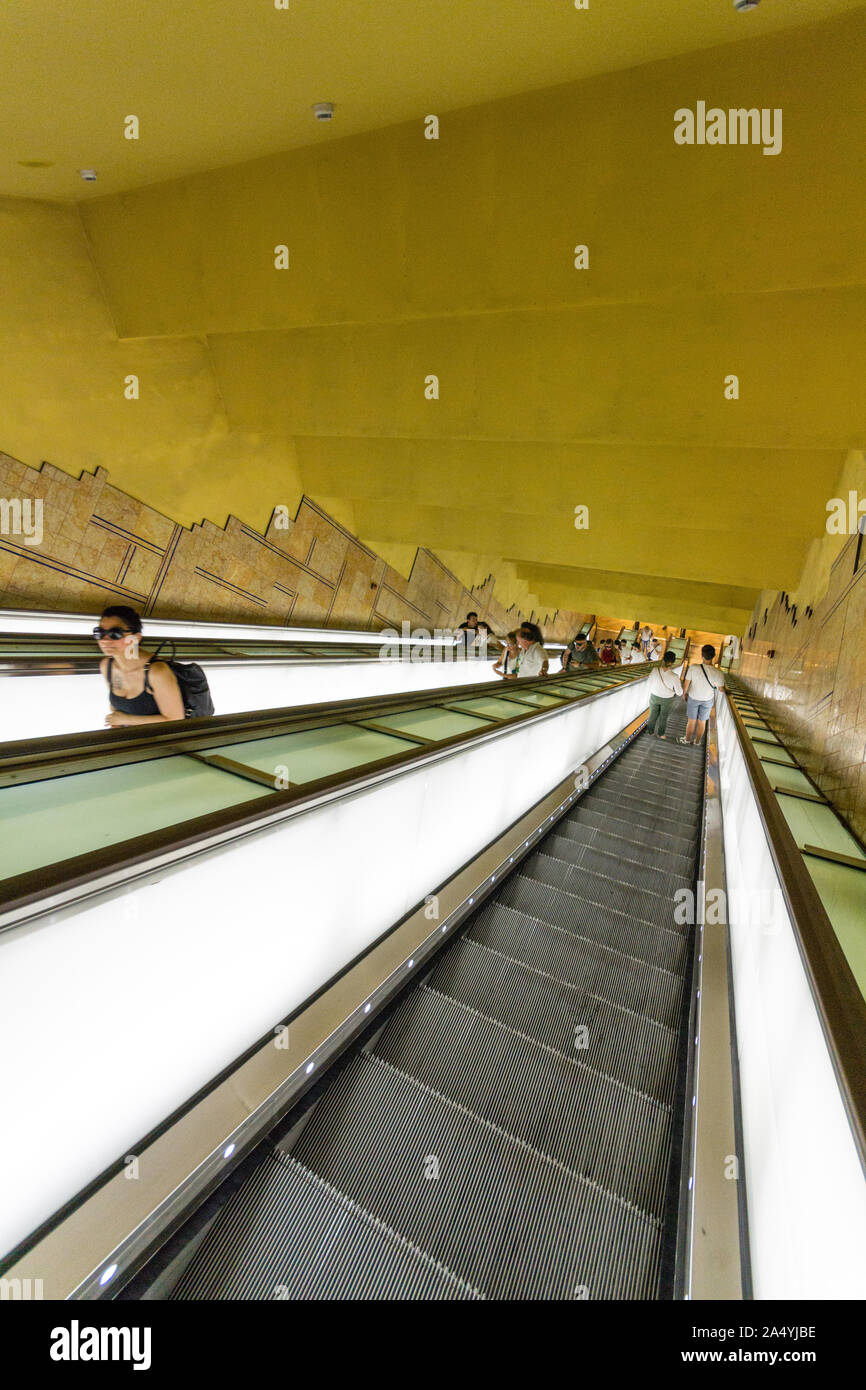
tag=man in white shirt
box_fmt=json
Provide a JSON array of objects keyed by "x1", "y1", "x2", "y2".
[
  {"x1": 629, "y1": 643, "x2": 646, "y2": 664},
  {"x1": 720, "y1": 634, "x2": 740, "y2": 670},
  {"x1": 648, "y1": 640, "x2": 663, "y2": 661},
  {"x1": 511, "y1": 622, "x2": 549, "y2": 678},
  {"x1": 679, "y1": 643, "x2": 725, "y2": 745},
  {"x1": 639, "y1": 624, "x2": 653, "y2": 654},
  {"x1": 646, "y1": 651, "x2": 684, "y2": 738}
]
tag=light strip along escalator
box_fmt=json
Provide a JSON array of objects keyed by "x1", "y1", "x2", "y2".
[{"x1": 171, "y1": 700, "x2": 705, "y2": 1300}]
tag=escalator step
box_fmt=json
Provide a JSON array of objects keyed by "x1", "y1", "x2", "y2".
[
  {"x1": 429, "y1": 936, "x2": 680, "y2": 1104},
  {"x1": 468, "y1": 899, "x2": 684, "y2": 1028},
  {"x1": 172, "y1": 1152, "x2": 481, "y2": 1300},
  {"x1": 606, "y1": 751, "x2": 701, "y2": 778},
  {"x1": 575, "y1": 804, "x2": 697, "y2": 851},
  {"x1": 292, "y1": 1051, "x2": 662, "y2": 1299},
  {"x1": 541, "y1": 834, "x2": 693, "y2": 901},
  {"x1": 523, "y1": 852, "x2": 683, "y2": 931},
  {"x1": 552, "y1": 819, "x2": 696, "y2": 875},
  {"x1": 609, "y1": 752, "x2": 702, "y2": 777},
  {"x1": 600, "y1": 775, "x2": 703, "y2": 810},
  {"x1": 497, "y1": 879, "x2": 688, "y2": 973},
  {"x1": 372, "y1": 984, "x2": 673, "y2": 1219},
  {"x1": 585, "y1": 784, "x2": 701, "y2": 821}
]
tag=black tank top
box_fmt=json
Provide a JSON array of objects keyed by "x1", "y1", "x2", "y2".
[{"x1": 107, "y1": 658, "x2": 161, "y2": 716}]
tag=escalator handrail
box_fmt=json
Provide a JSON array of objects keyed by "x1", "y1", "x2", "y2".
[{"x1": 724, "y1": 690, "x2": 866, "y2": 1170}]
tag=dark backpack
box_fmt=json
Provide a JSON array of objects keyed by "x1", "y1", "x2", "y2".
[{"x1": 151, "y1": 641, "x2": 215, "y2": 718}]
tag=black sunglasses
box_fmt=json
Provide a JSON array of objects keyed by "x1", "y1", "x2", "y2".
[{"x1": 92, "y1": 626, "x2": 133, "y2": 640}]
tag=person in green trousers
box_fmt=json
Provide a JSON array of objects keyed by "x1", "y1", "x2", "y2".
[{"x1": 646, "y1": 651, "x2": 684, "y2": 738}]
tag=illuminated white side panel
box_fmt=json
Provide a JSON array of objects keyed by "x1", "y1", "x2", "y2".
[
  {"x1": 0, "y1": 658, "x2": 499, "y2": 743},
  {"x1": 0, "y1": 607, "x2": 564, "y2": 650},
  {"x1": 0, "y1": 609, "x2": 432, "y2": 645},
  {"x1": 0, "y1": 678, "x2": 647, "y2": 1257},
  {"x1": 715, "y1": 694, "x2": 866, "y2": 1298}
]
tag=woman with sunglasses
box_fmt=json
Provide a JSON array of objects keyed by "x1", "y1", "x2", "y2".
[{"x1": 94, "y1": 606, "x2": 185, "y2": 728}]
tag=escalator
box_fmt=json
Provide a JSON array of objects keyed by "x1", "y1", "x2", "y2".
[
  {"x1": 0, "y1": 620, "x2": 509, "y2": 742},
  {"x1": 169, "y1": 701, "x2": 705, "y2": 1300}
]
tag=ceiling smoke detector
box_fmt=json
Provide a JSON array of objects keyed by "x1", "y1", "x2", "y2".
[
  {"x1": 733, "y1": 0, "x2": 761, "y2": 10},
  {"x1": 78, "y1": 169, "x2": 98, "y2": 182},
  {"x1": 312, "y1": 102, "x2": 335, "y2": 122}
]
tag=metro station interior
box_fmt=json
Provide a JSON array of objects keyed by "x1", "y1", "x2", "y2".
[{"x1": 1, "y1": 1, "x2": 865, "y2": 1309}]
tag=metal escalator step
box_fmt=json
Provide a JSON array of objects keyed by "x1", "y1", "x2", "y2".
[
  {"x1": 523, "y1": 852, "x2": 682, "y2": 931},
  {"x1": 614, "y1": 779, "x2": 700, "y2": 802},
  {"x1": 428, "y1": 936, "x2": 679, "y2": 1104},
  {"x1": 602, "y1": 763, "x2": 703, "y2": 790},
  {"x1": 553, "y1": 818, "x2": 696, "y2": 873},
  {"x1": 635, "y1": 753, "x2": 703, "y2": 774},
  {"x1": 372, "y1": 984, "x2": 673, "y2": 1219},
  {"x1": 603, "y1": 787, "x2": 701, "y2": 813},
  {"x1": 293, "y1": 1051, "x2": 662, "y2": 1298},
  {"x1": 622, "y1": 749, "x2": 701, "y2": 771},
  {"x1": 610, "y1": 753, "x2": 702, "y2": 778},
  {"x1": 542, "y1": 834, "x2": 693, "y2": 900},
  {"x1": 467, "y1": 900, "x2": 684, "y2": 1028},
  {"x1": 574, "y1": 804, "x2": 697, "y2": 850},
  {"x1": 600, "y1": 775, "x2": 703, "y2": 809},
  {"x1": 585, "y1": 784, "x2": 701, "y2": 820},
  {"x1": 593, "y1": 755, "x2": 700, "y2": 781},
  {"x1": 497, "y1": 879, "x2": 688, "y2": 973},
  {"x1": 171, "y1": 1152, "x2": 481, "y2": 1300}
]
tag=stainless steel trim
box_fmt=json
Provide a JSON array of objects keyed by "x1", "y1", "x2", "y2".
[
  {"x1": 771, "y1": 787, "x2": 828, "y2": 805},
  {"x1": 348, "y1": 719, "x2": 435, "y2": 745},
  {"x1": 1, "y1": 708, "x2": 648, "y2": 1299},
  {"x1": 187, "y1": 752, "x2": 289, "y2": 790},
  {"x1": 802, "y1": 844, "x2": 866, "y2": 872},
  {"x1": 682, "y1": 709, "x2": 747, "y2": 1300}
]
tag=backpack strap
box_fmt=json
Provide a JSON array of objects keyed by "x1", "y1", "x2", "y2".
[
  {"x1": 701, "y1": 662, "x2": 718, "y2": 698},
  {"x1": 148, "y1": 638, "x2": 178, "y2": 693},
  {"x1": 150, "y1": 639, "x2": 176, "y2": 665}
]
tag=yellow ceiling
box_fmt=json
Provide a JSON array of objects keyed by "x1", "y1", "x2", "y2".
[
  {"x1": 4, "y1": 2, "x2": 865, "y2": 632},
  {"x1": 2, "y1": 0, "x2": 861, "y2": 201}
]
